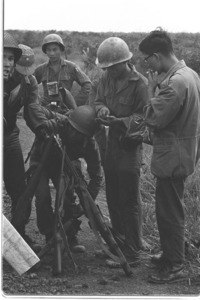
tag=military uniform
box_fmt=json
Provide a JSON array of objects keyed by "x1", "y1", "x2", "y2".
[
  {"x1": 4, "y1": 69, "x2": 50, "y2": 233},
  {"x1": 95, "y1": 64, "x2": 148, "y2": 259},
  {"x1": 30, "y1": 116, "x2": 103, "y2": 238},
  {"x1": 35, "y1": 58, "x2": 91, "y2": 108}
]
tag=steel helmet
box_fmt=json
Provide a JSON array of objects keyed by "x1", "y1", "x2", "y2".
[
  {"x1": 68, "y1": 105, "x2": 97, "y2": 137},
  {"x1": 15, "y1": 44, "x2": 35, "y2": 76},
  {"x1": 96, "y1": 37, "x2": 132, "y2": 68},
  {"x1": 42, "y1": 33, "x2": 65, "y2": 53},
  {"x1": 4, "y1": 31, "x2": 22, "y2": 63}
]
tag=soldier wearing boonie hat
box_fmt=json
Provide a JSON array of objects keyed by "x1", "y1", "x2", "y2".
[
  {"x1": 15, "y1": 44, "x2": 36, "y2": 76},
  {"x1": 3, "y1": 31, "x2": 55, "y2": 253}
]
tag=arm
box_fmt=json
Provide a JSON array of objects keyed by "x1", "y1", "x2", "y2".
[
  {"x1": 94, "y1": 74, "x2": 110, "y2": 118},
  {"x1": 144, "y1": 76, "x2": 184, "y2": 130},
  {"x1": 24, "y1": 75, "x2": 67, "y2": 134},
  {"x1": 34, "y1": 64, "x2": 43, "y2": 84},
  {"x1": 119, "y1": 77, "x2": 148, "y2": 130},
  {"x1": 88, "y1": 79, "x2": 100, "y2": 107},
  {"x1": 105, "y1": 77, "x2": 148, "y2": 135}
]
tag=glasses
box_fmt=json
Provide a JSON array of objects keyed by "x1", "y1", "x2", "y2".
[{"x1": 144, "y1": 53, "x2": 154, "y2": 63}]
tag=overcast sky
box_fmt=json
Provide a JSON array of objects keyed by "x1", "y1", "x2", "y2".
[{"x1": 3, "y1": 0, "x2": 200, "y2": 33}]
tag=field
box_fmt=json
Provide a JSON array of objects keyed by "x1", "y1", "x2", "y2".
[{"x1": 2, "y1": 30, "x2": 200, "y2": 297}]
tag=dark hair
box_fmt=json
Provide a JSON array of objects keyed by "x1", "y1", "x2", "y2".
[{"x1": 139, "y1": 30, "x2": 173, "y2": 56}]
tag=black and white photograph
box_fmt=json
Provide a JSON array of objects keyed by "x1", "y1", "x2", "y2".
[{"x1": 2, "y1": 0, "x2": 200, "y2": 298}]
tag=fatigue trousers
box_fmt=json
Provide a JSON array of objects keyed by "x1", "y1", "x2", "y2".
[
  {"x1": 104, "y1": 139, "x2": 142, "y2": 259},
  {"x1": 33, "y1": 143, "x2": 81, "y2": 238},
  {"x1": 4, "y1": 126, "x2": 31, "y2": 233},
  {"x1": 156, "y1": 177, "x2": 185, "y2": 265}
]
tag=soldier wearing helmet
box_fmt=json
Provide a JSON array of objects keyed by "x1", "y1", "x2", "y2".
[
  {"x1": 34, "y1": 33, "x2": 91, "y2": 112},
  {"x1": 94, "y1": 37, "x2": 148, "y2": 267},
  {"x1": 3, "y1": 32, "x2": 58, "y2": 252},
  {"x1": 30, "y1": 105, "x2": 102, "y2": 252}
]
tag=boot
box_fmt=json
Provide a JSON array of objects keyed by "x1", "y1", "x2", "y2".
[{"x1": 69, "y1": 236, "x2": 85, "y2": 253}]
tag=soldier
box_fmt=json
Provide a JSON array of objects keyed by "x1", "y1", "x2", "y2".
[
  {"x1": 3, "y1": 32, "x2": 52, "y2": 251},
  {"x1": 95, "y1": 37, "x2": 148, "y2": 267},
  {"x1": 35, "y1": 33, "x2": 91, "y2": 110},
  {"x1": 139, "y1": 29, "x2": 200, "y2": 283},
  {"x1": 31, "y1": 105, "x2": 103, "y2": 253}
]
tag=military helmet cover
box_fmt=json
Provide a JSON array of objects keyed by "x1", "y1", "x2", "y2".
[
  {"x1": 97, "y1": 37, "x2": 132, "y2": 68},
  {"x1": 15, "y1": 44, "x2": 35, "y2": 76},
  {"x1": 42, "y1": 33, "x2": 65, "y2": 53},
  {"x1": 4, "y1": 31, "x2": 22, "y2": 62}
]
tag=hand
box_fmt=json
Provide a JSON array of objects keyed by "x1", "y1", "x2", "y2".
[
  {"x1": 36, "y1": 126, "x2": 49, "y2": 141},
  {"x1": 95, "y1": 118, "x2": 110, "y2": 126},
  {"x1": 105, "y1": 116, "x2": 122, "y2": 124},
  {"x1": 97, "y1": 107, "x2": 110, "y2": 119},
  {"x1": 147, "y1": 70, "x2": 159, "y2": 94}
]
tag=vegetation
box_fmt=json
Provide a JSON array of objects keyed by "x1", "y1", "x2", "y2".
[{"x1": 8, "y1": 29, "x2": 200, "y2": 75}]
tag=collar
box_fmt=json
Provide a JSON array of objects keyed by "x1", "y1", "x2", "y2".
[
  {"x1": 160, "y1": 60, "x2": 186, "y2": 83},
  {"x1": 12, "y1": 70, "x2": 31, "y2": 85},
  {"x1": 47, "y1": 57, "x2": 66, "y2": 67}
]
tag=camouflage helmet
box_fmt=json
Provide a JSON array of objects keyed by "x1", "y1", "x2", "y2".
[
  {"x1": 42, "y1": 33, "x2": 65, "y2": 53},
  {"x1": 68, "y1": 105, "x2": 97, "y2": 137},
  {"x1": 96, "y1": 37, "x2": 132, "y2": 68},
  {"x1": 4, "y1": 31, "x2": 22, "y2": 63},
  {"x1": 15, "y1": 44, "x2": 35, "y2": 76}
]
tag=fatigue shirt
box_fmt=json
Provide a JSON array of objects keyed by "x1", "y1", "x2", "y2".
[
  {"x1": 95, "y1": 65, "x2": 148, "y2": 168},
  {"x1": 4, "y1": 70, "x2": 49, "y2": 134},
  {"x1": 145, "y1": 60, "x2": 200, "y2": 178},
  {"x1": 30, "y1": 108, "x2": 103, "y2": 200},
  {"x1": 35, "y1": 58, "x2": 91, "y2": 107}
]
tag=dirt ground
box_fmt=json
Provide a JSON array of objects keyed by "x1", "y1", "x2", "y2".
[{"x1": 2, "y1": 118, "x2": 200, "y2": 298}]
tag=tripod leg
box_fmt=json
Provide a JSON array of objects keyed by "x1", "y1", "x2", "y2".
[{"x1": 53, "y1": 232, "x2": 63, "y2": 275}]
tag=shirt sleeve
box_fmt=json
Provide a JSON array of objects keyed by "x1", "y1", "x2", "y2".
[
  {"x1": 23, "y1": 75, "x2": 53, "y2": 132},
  {"x1": 88, "y1": 79, "x2": 100, "y2": 107},
  {"x1": 121, "y1": 77, "x2": 148, "y2": 130},
  {"x1": 94, "y1": 75, "x2": 108, "y2": 114},
  {"x1": 34, "y1": 65, "x2": 43, "y2": 84},
  {"x1": 144, "y1": 80, "x2": 183, "y2": 130}
]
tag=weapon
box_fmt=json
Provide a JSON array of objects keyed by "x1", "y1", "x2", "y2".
[
  {"x1": 12, "y1": 136, "x2": 54, "y2": 228},
  {"x1": 12, "y1": 134, "x2": 132, "y2": 276},
  {"x1": 53, "y1": 144, "x2": 78, "y2": 274},
  {"x1": 53, "y1": 137, "x2": 132, "y2": 277}
]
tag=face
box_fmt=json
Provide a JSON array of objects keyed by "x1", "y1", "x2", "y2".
[
  {"x1": 3, "y1": 49, "x2": 15, "y2": 80},
  {"x1": 106, "y1": 61, "x2": 128, "y2": 79},
  {"x1": 143, "y1": 52, "x2": 163, "y2": 74},
  {"x1": 45, "y1": 43, "x2": 62, "y2": 62}
]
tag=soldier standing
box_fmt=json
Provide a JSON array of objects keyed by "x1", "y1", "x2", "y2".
[
  {"x1": 95, "y1": 37, "x2": 148, "y2": 267},
  {"x1": 139, "y1": 29, "x2": 200, "y2": 283}
]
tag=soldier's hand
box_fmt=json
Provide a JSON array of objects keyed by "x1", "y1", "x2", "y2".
[
  {"x1": 147, "y1": 69, "x2": 159, "y2": 93},
  {"x1": 35, "y1": 126, "x2": 49, "y2": 141},
  {"x1": 106, "y1": 116, "x2": 121, "y2": 123},
  {"x1": 97, "y1": 107, "x2": 110, "y2": 119}
]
